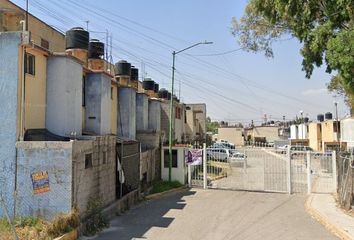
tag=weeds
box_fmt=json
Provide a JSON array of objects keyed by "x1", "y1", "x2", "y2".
[{"x1": 84, "y1": 197, "x2": 109, "y2": 236}]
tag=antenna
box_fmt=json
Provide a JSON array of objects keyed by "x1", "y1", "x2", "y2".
[{"x1": 84, "y1": 20, "x2": 89, "y2": 31}]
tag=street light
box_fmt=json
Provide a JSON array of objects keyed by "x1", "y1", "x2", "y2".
[{"x1": 168, "y1": 41, "x2": 213, "y2": 183}]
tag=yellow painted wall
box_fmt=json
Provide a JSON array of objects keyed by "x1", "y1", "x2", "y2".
[
  {"x1": 308, "y1": 123, "x2": 322, "y2": 151},
  {"x1": 111, "y1": 84, "x2": 117, "y2": 135},
  {"x1": 321, "y1": 120, "x2": 338, "y2": 143},
  {"x1": 0, "y1": 0, "x2": 65, "y2": 52},
  {"x1": 23, "y1": 48, "x2": 47, "y2": 130},
  {"x1": 218, "y1": 127, "x2": 244, "y2": 146}
]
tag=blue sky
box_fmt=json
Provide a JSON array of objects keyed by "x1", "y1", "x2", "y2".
[{"x1": 11, "y1": 0, "x2": 349, "y2": 125}]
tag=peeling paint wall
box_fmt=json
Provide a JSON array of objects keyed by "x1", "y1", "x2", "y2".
[
  {"x1": 148, "y1": 99, "x2": 161, "y2": 131},
  {"x1": 85, "y1": 73, "x2": 112, "y2": 135},
  {"x1": 118, "y1": 87, "x2": 136, "y2": 140},
  {"x1": 15, "y1": 141, "x2": 73, "y2": 220},
  {"x1": 0, "y1": 32, "x2": 21, "y2": 217},
  {"x1": 136, "y1": 93, "x2": 148, "y2": 131},
  {"x1": 46, "y1": 56, "x2": 83, "y2": 137}
]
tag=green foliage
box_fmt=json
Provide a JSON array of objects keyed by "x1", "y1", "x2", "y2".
[
  {"x1": 206, "y1": 117, "x2": 219, "y2": 134},
  {"x1": 149, "y1": 180, "x2": 183, "y2": 194},
  {"x1": 232, "y1": 0, "x2": 354, "y2": 110},
  {"x1": 84, "y1": 197, "x2": 109, "y2": 236}
]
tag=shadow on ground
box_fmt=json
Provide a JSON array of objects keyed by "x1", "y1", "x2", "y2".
[{"x1": 92, "y1": 189, "x2": 196, "y2": 240}]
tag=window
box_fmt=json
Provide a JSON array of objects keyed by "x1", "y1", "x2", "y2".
[
  {"x1": 85, "y1": 153, "x2": 93, "y2": 169},
  {"x1": 82, "y1": 76, "x2": 86, "y2": 107},
  {"x1": 164, "y1": 149, "x2": 178, "y2": 168},
  {"x1": 24, "y1": 53, "x2": 35, "y2": 75},
  {"x1": 102, "y1": 151, "x2": 107, "y2": 164},
  {"x1": 40, "y1": 38, "x2": 49, "y2": 49},
  {"x1": 175, "y1": 107, "x2": 181, "y2": 119},
  {"x1": 111, "y1": 87, "x2": 113, "y2": 100},
  {"x1": 184, "y1": 110, "x2": 187, "y2": 123}
]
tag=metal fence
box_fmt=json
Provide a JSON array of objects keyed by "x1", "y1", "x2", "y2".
[
  {"x1": 189, "y1": 145, "x2": 336, "y2": 194},
  {"x1": 337, "y1": 152, "x2": 354, "y2": 210}
]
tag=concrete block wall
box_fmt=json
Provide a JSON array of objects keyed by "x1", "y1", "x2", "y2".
[
  {"x1": 117, "y1": 142, "x2": 140, "y2": 192},
  {"x1": 72, "y1": 136, "x2": 116, "y2": 217},
  {"x1": 46, "y1": 56, "x2": 83, "y2": 137},
  {"x1": 136, "y1": 93, "x2": 148, "y2": 131},
  {"x1": 0, "y1": 32, "x2": 21, "y2": 217},
  {"x1": 15, "y1": 141, "x2": 73, "y2": 220},
  {"x1": 160, "y1": 101, "x2": 171, "y2": 143},
  {"x1": 136, "y1": 132, "x2": 161, "y2": 150},
  {"x1": 85, "y1": 73, "x2": 112, "y2": 135},
  {"x1": 118, "y1": 87, "x2": 136, "y2": 140}
]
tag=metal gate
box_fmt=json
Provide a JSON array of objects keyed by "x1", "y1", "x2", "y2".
[{"x1": 189, "y1": 145, "x2": 336, "y2": 194}]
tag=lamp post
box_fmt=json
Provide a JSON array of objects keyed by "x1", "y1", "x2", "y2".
[
  {"x1": 168, "y1": 41, "x2": 213, "y2": 183},
  {"x1": 334, "y1": 101, "x2": 339, "y2": 142}
]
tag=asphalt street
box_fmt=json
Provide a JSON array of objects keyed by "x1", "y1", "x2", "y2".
[{"x1": 88, "y1": 189, "x2": 337, "y2": 240}]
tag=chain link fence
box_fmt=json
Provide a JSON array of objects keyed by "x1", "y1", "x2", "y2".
[{"x1": 337, "y1": 151, "x2": 354, "y2": 210}]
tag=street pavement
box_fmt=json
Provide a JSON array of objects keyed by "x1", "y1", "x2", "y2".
[{"x1": 88, "y1": 189, "x2": 337, "y2": 240}]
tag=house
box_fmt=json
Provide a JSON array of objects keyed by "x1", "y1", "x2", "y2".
[
  {"x1": 341, "y1": 117, "x2": 354, "y2": 151},
  {"x1": 217, "y1": 127, "x2": 244, "y2": 146},
  {"x1": 244, "y1": 126, "x2": 280, "y2": 143},
  {"x1": 184, "y1": 103, "x2": 207, "y2": 143}
]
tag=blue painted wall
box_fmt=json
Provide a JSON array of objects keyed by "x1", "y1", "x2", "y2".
[
  {"x1": 16, "y1": 142, "x2": 73, "y2": 220},
  {"x1": 136, "y1": 93, "x2": 148, "y2": 131},
  {"x1": 85, "y1": 73, "x2": 111, "y2": 135},
  {"x1": 118, "y1": 87, "x2": 136, "y2": 140},
  {"x1": 46, "y1": 56, "x2": 83, "y2": 137},
  {"x1": 0, "y1": 32, "x2": 21, "y2": 217}
]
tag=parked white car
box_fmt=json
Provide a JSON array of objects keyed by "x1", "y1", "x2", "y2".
[{"x1": 206, "y1": 148, "x2": 232, "y2": 161}]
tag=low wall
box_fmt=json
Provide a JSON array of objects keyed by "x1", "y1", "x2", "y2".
[{"x1": 16, "y1": 141, "x2": 73, "y2": 220}]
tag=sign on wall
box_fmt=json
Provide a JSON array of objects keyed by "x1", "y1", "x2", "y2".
[
  {"x1": 31, "y1": 171, "x2": 50, "y2": 194},
  {"x1": 185, "y1": 149, "x2": 203, "y2": 165}
]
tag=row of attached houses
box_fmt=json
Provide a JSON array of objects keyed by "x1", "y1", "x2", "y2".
[
  {"x1": 290, "y1": 112, "x2": 354, "y2": 152},
  {"x1": 0, "y1": 0, "x2": 206, "y2": 220}
]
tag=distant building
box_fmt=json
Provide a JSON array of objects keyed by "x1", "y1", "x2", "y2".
[
  {"x1": 244, "y1": 126, "x2": 280, "y2": 143},
  {"x1": 217, "y1": 127, "x2": 244, "y2": 146},
  {"x1": 341, "y1": 117, "x2": 354, "y2": 151}
]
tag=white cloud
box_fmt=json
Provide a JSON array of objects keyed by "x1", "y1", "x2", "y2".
[{"x1": 301, "y1": 88, "x2": 328, "y2": 96}]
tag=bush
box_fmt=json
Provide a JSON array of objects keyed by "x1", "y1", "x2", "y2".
[
  {"x1": 84, "y1": 197, "x2": 109, "y2": 236},
  {"x1": 149, "y1": 180, "x2": 183, "y2": 194}
]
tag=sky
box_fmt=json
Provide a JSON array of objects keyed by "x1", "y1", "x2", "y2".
[{"x1": 10, "y1": 0, "x2": 350, "y2": 125}]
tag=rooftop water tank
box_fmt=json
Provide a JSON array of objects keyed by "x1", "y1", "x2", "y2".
[
  {"x1": 317, "y1": 114, "x2": 324, "y2": 122},
  {"x1": 154, "y1": 83, "x2": 159, "y2": 93},
  {"x1": 325, "y1": 112, "x2": 333, "y2": 120},
  {"x1": 88, "y1": 39, "x2": 104, "y2": 59},
  {"x1": 304, "y1": 117, "x2": 309, "y2": 123},
  {"x1": 131, "y1": 67, "x2": 139, "y2": 81},
  {"x1": 65, "y1": 27, "x2": 89, "y2": 50},
  {"x1": 158, "y1": 88, "x2": 168, "y2": 99},
  {"x1": 115, "y1": 60, "x2": 131, "y2": 76},
  {"x1": 142, "y1": 78, "x2": 155, "y2": 90}
]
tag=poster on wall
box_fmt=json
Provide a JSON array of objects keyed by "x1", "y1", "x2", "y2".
[
  {"x1": 31, "y1": 171, "x2": 50, "y2": 194},
  {"x1": 185, "y1": 149, "x2": 203, "y2": 165}
]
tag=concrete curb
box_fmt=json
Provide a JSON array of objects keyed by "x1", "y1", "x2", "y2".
[
  {"x1": 145, "y1": 186, "x2": 189, "y2": 200},
  {"x1": 305, "y1": 195, "x2": 352, "y2": 240}
]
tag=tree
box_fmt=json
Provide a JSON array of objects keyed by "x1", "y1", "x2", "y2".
[
  {"x1": 206, "y1": 117, "x2": 219, "y2": 134},
  {"x1": 232, "y1": 0, "x2": 354, "y2": 111}
]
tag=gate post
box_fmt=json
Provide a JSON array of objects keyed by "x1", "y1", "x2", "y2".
[
  {"x1": 188, "y1": 164, "x2": 191, "y2": 188},
  {"x1": 203, "y1": 143, "x2": 207, "y2": 189},
  {"x1": 287, "y1": 146, "x2": 292, "y2": 194},
  {"x1": 332, "y1": 150, "x2": 337, "y2": 193},
  {"x1": 307, "y1": 151, "x2": 311, "y2": 194}
]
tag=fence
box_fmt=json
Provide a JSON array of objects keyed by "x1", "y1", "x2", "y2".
[
  {"x1": 189, "y1": 145, "x2": 336, "y2": 194},
  {"x1": 337, "y1": 152, "x2": 354, "y2": 210}
]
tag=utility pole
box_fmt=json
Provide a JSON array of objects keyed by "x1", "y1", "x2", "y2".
[{"x1": 168, "y1": 41, "x2": 213, "y2": 183}]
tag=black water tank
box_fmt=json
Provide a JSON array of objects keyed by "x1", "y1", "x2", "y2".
[
  {"x1": 88, "y1": 39, "x2": 104, "y2": 59},
  {"x1": 154, "y1": 83, "x2": 159, "y2": 93},
  {"x1": 115, "y1": 60, "x2": 131, "y2": 76},
  {"x1": 317, "y1": 114, "x2": 324, "y2": 122},
  {"x1": 325, "y1": 112, "x2": 333, "y2": 120},
  {"x1": 65, "y1": 27, "x2": 89, "y2": 50},
  {"x1": 143, "y1": 78, "x2": 155, "y2": 90},
  {"x1": 167, "y1": 92, "x2": 172, "y2": 100},
  {"x1": 304, "y1": 117, "x2": 309, "y2": 123},
  {"x1": 158, "y1": 88, "x2": 168, "y2": 98},
  {"x1": 131, "y1": 67, "x2": 139, "y2": 81}
]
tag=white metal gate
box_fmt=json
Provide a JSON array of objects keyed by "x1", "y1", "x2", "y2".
[{"x1": 189, "y1": 145, "x2": 336, "y2": 194}]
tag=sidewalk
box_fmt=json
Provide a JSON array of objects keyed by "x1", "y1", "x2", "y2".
[{"x1": 306, "y1": 194, "x2": 354, "y2": 240}]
